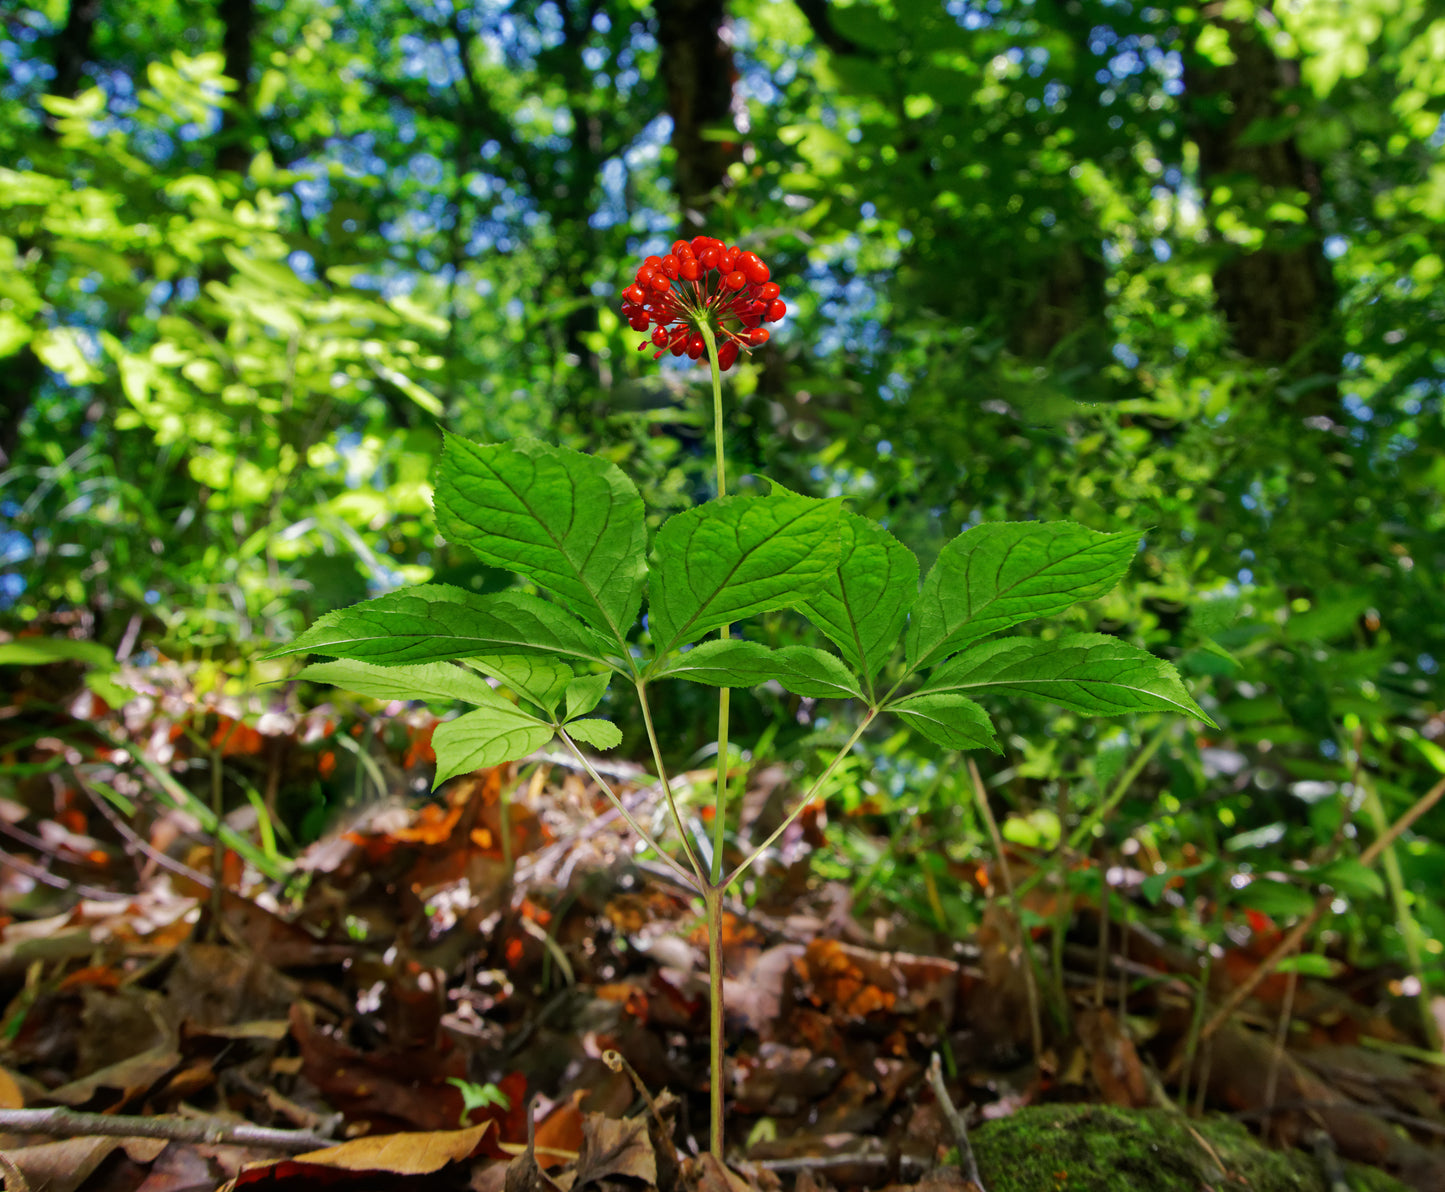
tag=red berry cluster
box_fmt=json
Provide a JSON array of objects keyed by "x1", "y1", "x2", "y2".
[{"x1": 621, "y1": 236, "x2": 787, "y2": 371}]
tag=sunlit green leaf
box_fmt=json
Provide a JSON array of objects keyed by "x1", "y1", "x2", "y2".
[
  {"x1": 647, "y1": 494, "x2": 842, "y2": 654},
  {"x1": 652, "y1": 639, "x2": 865, "y2": 700},
  {"x1": 433, "y1": 706, "x2": 555, "y2": 785},
  {"x1": 918, "y1": 633, "x2": 1214, "y2": 723},
  {"x1": 905, "y1": 522, "x2": 1138, "y2": 671},
  {"x1": 435, "y1": 435, "x2": 646, "y2": 645},
  {"x1": 267, "y1": 585, "x2": 617, "y2": 668},
  {"x1": 299, "y1": 658, "x2": 503, "y2": 706},
  {"x1": 888, "y1": 692, "x2": 999, "y2": 752},
  {"x1": 797, "y1": 511, "x2": 918, "y2": 692}
]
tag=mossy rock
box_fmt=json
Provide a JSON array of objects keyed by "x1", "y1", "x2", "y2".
[{"x1": 970, "y1": 1104, "x2": 1409, "y2": 1192}]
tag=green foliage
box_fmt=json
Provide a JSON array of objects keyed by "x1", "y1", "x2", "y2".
[
  {"x1": 3, "y1": 0, "x2": 1443, "y2": 994},
  {"x1": 284, "y1": 434, "x2": 1203, "y2": 806}
]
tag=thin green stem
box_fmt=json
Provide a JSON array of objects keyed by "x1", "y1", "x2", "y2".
[
  {"x1": 705, "y1": 884, "x2": 725, "y2": 1157},
  {"x1": 556, "y1": 728, "x2": 699, "y2": 890},
  {"x1": 726, "y1": 709, "x2": 877, "y2": 887},
  {"x1": 633, "y1": 680, "x2": 708, "y2": 885},
  {"x1": 698, "y1": 320, "x2": 731, "y2": 885}
]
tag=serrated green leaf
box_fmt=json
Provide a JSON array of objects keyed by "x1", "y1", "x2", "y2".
[
  {"x1": 918, "y1": 634, "x2": 1214, "y2": 724},
  {"x1": 889, "y1": 692, "x2": 999, "y2": 752},
  {"x1": 647, "y1": 494, "x2": 841, "y2": 653},
  {"x1": 564, "y1": 673, "x2": 611, "y2": 720},
  {"x1": 564, "y1": 718, "x2": 623, "y2": 751},
  {"x1": 268, "y1": 585, "x2": 617, "y2": 668},
  {"x1": 652, "y1": 639, "x2": 864, "y2": 700},
  {"x1": 468, "y1": 655, "x2": 573, "y2": 715},
  {"x1": 798, "y1": 512, "x2": 918, "y2": 692},
  {"x1": 433, "y1": 706, "x2": 555, "y2": 785},
  {"x1": 299, "y1": 659, "x2": 505, "y2": 707},
  {"x1": 434, "y1": 436, "x2": 646, "y2": 645},
  {"x1": 905, "y1": 522, "x2": 1138, "y2": 672}
]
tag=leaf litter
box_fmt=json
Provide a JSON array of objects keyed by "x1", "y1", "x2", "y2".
[{"x1": 1, "y1": 680, "x2": 1443, "y2": 1192}]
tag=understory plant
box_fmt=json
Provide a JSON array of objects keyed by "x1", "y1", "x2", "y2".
[{"x1": 270, "y1": 235, "x2": 1212, "y2": 1155}]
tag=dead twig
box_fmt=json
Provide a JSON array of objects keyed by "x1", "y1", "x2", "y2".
[
  {"x1": 927, "y1": 1052, "x2": 986, "y2": 1192},
  {"x1": 0, "y1": 1107, "x2": 333, "y2": 1152}
]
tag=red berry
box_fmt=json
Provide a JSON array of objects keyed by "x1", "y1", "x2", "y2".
[
  {"x1": 759, "y1": 282, "x2": 780, "y2": 302},
  {"x1": 747, "y1": 327, "x2": 770, "y2": 347},
  {"x1": 724, "y1": 270, "x2": 746, "y2": 291},
  {"x1": 698, "y1": 245, "x2": 720, "y2": 270},
  {"x1": 721, "y1": 246, "x2": 740, "y2": 272},
  {"x1": 651, "y1": 326, "x2": 669, "y2": 347},
  {"x1": 623, "y1": 284, "x2": 646, "y2": 304},
  {"x1": 628, "y1": 314, "x2": 649, "y2": 331},
  {"x1": 679, "y1": 257, "x2": 702, "y2": 281},
  {"x1": 671, "y1": 239, "x2": 692, "y2": 256},
  {"x1": 687, "y1": 334, "x2": 705, "y2": 359},
  {"x1": 766, "y1": 299, "x2": 786, "y2": 322},
  {"x1": 643, "y1": 255, "x2": 662, "y2": 269},
  {"x1": 650, "y1": 274, "x2": 670, "y2": 292},
  {"x1": 718, "y1": 342, "x2": 739, "y2": 371},
  {"x1": 661, "y1": 254, "x2": 679, "y2": 279},
  {"x1": 738, "y1": 251, "x2": 769, "y2": 284}
]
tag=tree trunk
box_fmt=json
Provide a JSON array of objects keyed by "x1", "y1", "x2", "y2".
[
  {"x1": 216, "y1": 0, "x2": 255, "y2": 173},
  {"x1": 1188, "y1": 3, "x2": 1338, "y2": 414},
  {"x1": 655, "y1": 0, "x2": 737, "y2": 219}
]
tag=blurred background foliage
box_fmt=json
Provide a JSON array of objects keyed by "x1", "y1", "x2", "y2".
[{"x1": 2, "y1": 0, "x2": 1444, "y2": 982}]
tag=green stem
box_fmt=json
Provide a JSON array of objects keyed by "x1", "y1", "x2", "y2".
[
  {"x1": 633, "y1": 681, "x2": 708, "y2": 885},
  {"x1": 705, "y1": 883, "x2": 725, "y2": 1158},
  {"x1": 698, "y1": 320, "x2": 731, "y2": 885},
  {"x1": 726, "y1": 709, "x2": 878, "y2": 887},
  {"x1": 556, "y1": 729, "x2": 699, "y2": 889}
]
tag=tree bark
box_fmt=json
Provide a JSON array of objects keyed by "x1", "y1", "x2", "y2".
[
  {"x1": 655, "y1": 0, "x2": 736, "y2": 219},
  {"x1": 216, "y1": 0, "x2": 256, "y2": 173},
  {"x1": 1188, "y1": 3, "x2": 1338, "y2": 413}
]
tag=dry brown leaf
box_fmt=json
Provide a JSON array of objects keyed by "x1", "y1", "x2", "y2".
[
  {"x1": 3, "y1": 1136, "x2": 159, "y2": 1192},
  {"x1": 571, "y1": 1113, "x2": 655, "y2": 1188},
  {"x1": 1077, "y1": 1006, "x2": 1149, "y2": 1109},
  {"x1": 289, "y1": 1122, "x2": 491, "y2": 1173},
  {"x1": 0, "y1": 1064, "x2": 24, "y2": 1108}
]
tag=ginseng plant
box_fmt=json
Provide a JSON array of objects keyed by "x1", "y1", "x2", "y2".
[{"x1": 269, "y1": 235, "x2": 1213, "y2": 1156}]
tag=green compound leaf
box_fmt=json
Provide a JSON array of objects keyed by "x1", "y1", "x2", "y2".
[
  {"x1": 468, "y1": 655, "x2": 574, "y2": 716},
  {"x1": 905, "y1": 522, "x2": 1138, "y2": 672},
  {"x1": 647, "y1": 494, "x2": 842, "y2": 654},
  {"x1": 918, "y1": 634, "x2": 1214, "y2": 724},
  {"x1": 564, "y1": 673, "x2": 612, "y2": 720},
  {"x1": 434, "y1": 435, "x2": 647, "y2": 646},
  {"x1": 267, "y1": 585, "x2": 617, "y2": 668},
  {"x1": 798, "y1": 511, "x2": 918, "y2": 692},
  {"x1": 889, "y1": 692, "x2": 999, "y2": 752},
  {"x1": 653, "y1": 639, "x2": 865, "y2": 701},
  {"x1": 563, "y1": 718, "x2": 623, "y2": 751},
  {"x1": 299, "y1": 659, "x2": 504, "y2": 707},
  {"x1": 433, "y1": 706, "x2": 556, "y2": 785}
]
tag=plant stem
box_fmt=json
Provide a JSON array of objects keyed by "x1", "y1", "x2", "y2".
[
  {"x1": 633, "y1": 681, "x2": 708, "y2": 885},
  {"x1": 726, "y1": 709, "x2": 877, "y2": 886},
  {"x1": 556, "y1": 729, "x2": 698, "y2": 889},
  {"x1": 704, "y1": 882, "x2": 726, "y2": 1158},
  {"x1": 699, "y1": 320, "x2": 732, "y2": 886}
]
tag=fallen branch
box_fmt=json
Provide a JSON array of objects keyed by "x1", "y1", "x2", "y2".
[
  {"x1": 0, "y1": 1107, "x2": 334, "y2": 1153},
  {"x1": 927, "y1": 1052, "x2": 987, "y2": 1192}
]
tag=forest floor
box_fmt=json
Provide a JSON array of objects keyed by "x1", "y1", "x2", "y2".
[{"x1": 3, "y1": 677, "x2": 1445, "y2": 1192}]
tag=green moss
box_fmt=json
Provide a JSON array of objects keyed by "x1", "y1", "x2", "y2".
[{"x1": 969, "y1": 1105, "x2": 1408, "y2": 1192}]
